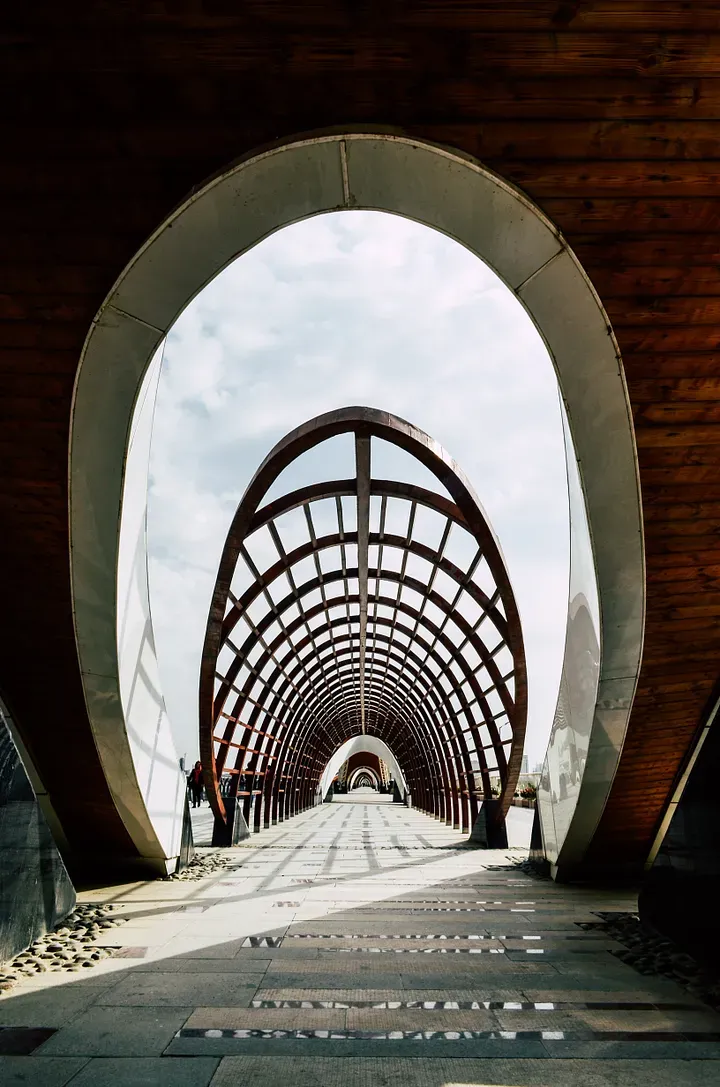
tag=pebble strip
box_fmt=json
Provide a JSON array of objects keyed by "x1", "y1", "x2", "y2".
[
  {"x1": 0, "y1": 904, "x2": 126, "y2": 991},
  {"x1": 495, "y1": 861, "x2": 720, "y2": 1013},
  {"x1": 582, "y1": 911, "x2": 720, "y2": 1012},
  {"x1": 165, "y1": 850, "x2": 242, "y2": 882}
]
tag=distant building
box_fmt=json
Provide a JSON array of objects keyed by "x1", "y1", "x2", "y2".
[{"x1": 521, "y1": 754, "x2": 529, "y2": 774}]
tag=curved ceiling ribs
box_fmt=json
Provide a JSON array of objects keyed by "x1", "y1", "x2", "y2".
[{"x1": 200, "y1": 407, "x2": 527, "y2": 836}]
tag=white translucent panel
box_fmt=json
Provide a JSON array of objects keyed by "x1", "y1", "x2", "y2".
[
  {"x1": 410, "y1": 504, "x2": 448, "y2": 552},
  {"x1": 263, "y1": 433, "x2": 355, "y2": 504},
  {"x1": 393, "y1": 628, "x2": 410, "y2": 647},
  {"x1": 423, "y1": 599, "x2": 445, "y2": 629},
  {"x1": 264, "y1": 619, "x2": 282, "y2": 645},
  {"x1": 368, "y1": 542, "x2": 381, "y2": 570},
  {"x1": 479, "y1": 724, "x2": 492, "y2": 749},
  {"x1": 495, "y1": 597, "x2": 506, "y2": 618},
  {"x1": 308, "y1": 612, "x2": 325, "y2": 630},
  {"x1": 340, "y1": 495, "x2": 357, "y2": 534},
  {"x1": 500, "y1": 721, "x2": 513, "y2": 741},
  {"x1": 443, "y1": 524, "x2": 479, "y2": 576}
]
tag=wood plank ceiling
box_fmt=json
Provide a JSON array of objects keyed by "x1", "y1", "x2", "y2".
[{"x1": 1, "y1": 2, "x2": 719, "y2": 870}]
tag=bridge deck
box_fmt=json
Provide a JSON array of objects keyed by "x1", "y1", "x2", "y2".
[{"x1": 1, "y1": 800, "x2": 718, "y2": 1083}]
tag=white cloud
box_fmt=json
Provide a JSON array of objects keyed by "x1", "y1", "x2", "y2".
[{"x1": 146, "y1": 210, "x2": 570, "y2": 769}]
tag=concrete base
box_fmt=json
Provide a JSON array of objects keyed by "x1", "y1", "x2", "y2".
[
  {"x1": 211, "y1": 797, "x2": 251, "y2": 846},
  {"x1": 468, "y1": 798, "x2": 509, "y2": 848},
  {"x1": 0, "y1": 711, "x2": 75, "y2": 961},
  {"x1": 176, "y1": 793, "x2": 195, "y2": 871}
]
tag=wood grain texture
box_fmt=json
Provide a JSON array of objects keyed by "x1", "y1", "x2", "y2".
[{"x1": 2, "y1": 2, "x2": 720, "y2": 873}]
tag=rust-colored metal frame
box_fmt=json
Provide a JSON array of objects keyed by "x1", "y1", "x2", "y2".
[{"x1": 200, "y1": 407, "x2": 527, "y2": 835}]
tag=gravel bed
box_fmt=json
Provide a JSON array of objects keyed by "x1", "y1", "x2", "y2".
[
  {"x1": 164, "y1": 850, "x2": 242, "y2": 881},
  {"x1": 0, "y1": 904, "x2": 126, "y2": 992},
  {"x1": 581, "y1": 911, "x2": 720, "y2": 1013}
]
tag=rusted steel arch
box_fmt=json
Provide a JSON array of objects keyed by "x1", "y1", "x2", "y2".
[{"x1": 200, "y1": 407, "x2": 527, "y2": 834}]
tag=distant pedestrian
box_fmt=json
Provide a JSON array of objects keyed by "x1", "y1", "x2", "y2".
[{"x1": 188, "y1": 761, "x2": 204, "y2": 808}]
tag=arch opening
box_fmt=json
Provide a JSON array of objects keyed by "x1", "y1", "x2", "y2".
[{"x1": 70, "y1": 131, "x2": 643, "y2": 877}]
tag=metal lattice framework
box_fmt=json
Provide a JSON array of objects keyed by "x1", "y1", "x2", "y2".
[{"x1": 200, "y1": 407, "x2": 527, "y2": 835}]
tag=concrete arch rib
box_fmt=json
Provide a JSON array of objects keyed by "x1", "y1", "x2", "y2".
[{"x1": 70, "y1": 131, "x2": 644, "y2": 875}]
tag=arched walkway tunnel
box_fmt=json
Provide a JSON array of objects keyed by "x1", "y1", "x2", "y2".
[{"x1": 202, "y1": 407, "x2": 527, "y2": 842}]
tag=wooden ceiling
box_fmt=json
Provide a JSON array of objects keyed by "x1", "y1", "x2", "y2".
[{"x1": 2, "y1": 2, "x2": 720, "y2": 871}]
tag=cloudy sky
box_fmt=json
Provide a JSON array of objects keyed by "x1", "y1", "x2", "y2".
[{"x1": 146, "y1": 210, "x2": 570, "y2": 770}]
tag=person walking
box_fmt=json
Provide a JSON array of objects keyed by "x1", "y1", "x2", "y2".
[{"x1": 188, "y1": 761, "x2": 204, "y2": 808}]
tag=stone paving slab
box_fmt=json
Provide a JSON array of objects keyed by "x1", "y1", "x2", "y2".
[
  {"x1": 0, "y1": 1056, "x2": 89, "y2": 1086},
  {"x1": 96, "y1": 973, "x2": 261, "y2": 1008},
  {"x1": 205, "y1": 1055, "x2": 720, "y2": 1086},
  {"x1": 35, "y1": 1006, "x2": 195, "y2": 1057},
  {"x1": 68, "y1": 1056, "x2": 220, "y2": 1086}
]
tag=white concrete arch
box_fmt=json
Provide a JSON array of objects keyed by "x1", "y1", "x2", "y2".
[
  {"x1": 320, "y1": 736, "x2": 407, "y2": 799},
  {"x1": 70, "y1": 131, "x2": 644, "y2": 872},
  {"x1": 348, "y1": 768, "x2": 381, "y2": 791}
]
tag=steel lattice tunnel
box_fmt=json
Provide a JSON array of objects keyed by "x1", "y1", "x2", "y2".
[{"x1": 200, "y1": 407, "x2": 527, "y2": 836}]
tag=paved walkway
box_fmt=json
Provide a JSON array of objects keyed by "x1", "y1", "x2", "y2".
[{"x1": 2, "y1": 800, "x2": 719, "y2": 1085}]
